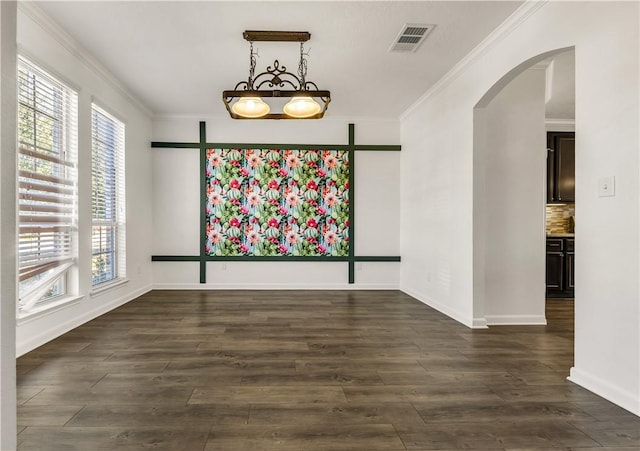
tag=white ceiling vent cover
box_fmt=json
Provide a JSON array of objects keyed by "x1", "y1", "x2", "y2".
[{"x1": 389, "y1": 23, "x2": 435, "y2": 53}]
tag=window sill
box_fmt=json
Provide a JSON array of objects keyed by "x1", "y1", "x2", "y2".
[
  {"x1": 90, "y1": 278, "x2": 129, "y2": 297},
  {"x1": 17, "y1": 294, "x2": 85, "y2": 325}
]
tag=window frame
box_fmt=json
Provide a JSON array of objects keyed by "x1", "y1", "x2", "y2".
[
  {"x1": 91, "y1": 103, "x2": 126, "y2": 288},
  {"x1": 16, "y1": 56, "x2": 79, "y2": 313}
]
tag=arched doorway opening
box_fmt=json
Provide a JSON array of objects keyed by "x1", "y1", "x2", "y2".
[{"x1": 473, "y1": 47, "x2": 575, "y2": 327}]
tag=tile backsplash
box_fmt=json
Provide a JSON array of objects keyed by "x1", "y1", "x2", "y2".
[{"x1": 546, "y1": 204, "x2": 575, "y2": 234}]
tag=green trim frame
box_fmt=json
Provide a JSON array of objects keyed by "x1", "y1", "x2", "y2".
[
  {"x1": 152, "y1": 255, "x2": 200, "y2": 262},
  {"x1": 151, "y1": 143, "x2": 402, "y2": 152},
  {"x1": 199, "y1": 122, "x2": 207, "y2": 283},
  {"x1": 152, "y1": 255, "x2": 400, "y2": 263},
  {"x1": 151, "y1": 122, "x2": 401, "y2": 284},
  {"x1": 348, "y1": 124, "x2": 356, "y2": 283}
]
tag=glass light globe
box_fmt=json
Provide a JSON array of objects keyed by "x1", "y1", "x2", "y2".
[
  {"x1": 231, "y1": 97, "x2": 270, "y2": 118},
  {"x1": 283, "y1": 96, "x2": 321, "y2": 118}
]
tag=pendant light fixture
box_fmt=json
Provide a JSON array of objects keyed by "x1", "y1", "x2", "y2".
[{"x1": 223, "y1": 30, "x2": 331, "y2": 119}]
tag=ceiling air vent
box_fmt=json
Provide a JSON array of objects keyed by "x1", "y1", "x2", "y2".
[{"x1": 389, "y1": 23, "x2": 434, "y2": 53}]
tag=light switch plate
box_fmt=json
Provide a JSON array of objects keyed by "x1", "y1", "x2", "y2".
[{"x1": 598, "y1": 176, "x2": 615, "y2": 197}]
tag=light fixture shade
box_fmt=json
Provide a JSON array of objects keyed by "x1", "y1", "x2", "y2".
[
  {"x1": 283, "y1": 96, "x2": 322, "y2": 118},
  {"x1": 231, "y1": 97, "x2": 270, "y2": 118}
]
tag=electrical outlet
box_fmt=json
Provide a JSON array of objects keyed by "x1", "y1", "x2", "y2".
[
  {"x1": 221, "y1": 262, "x2": 227, "y2": 271},
  {"x1": 598, "y1": 176, "x2": 615, "y2": 197}
]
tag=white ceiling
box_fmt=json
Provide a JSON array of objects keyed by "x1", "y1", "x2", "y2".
[{"x1": 34, "y1": 1, "x2": 523, "y2": 119}]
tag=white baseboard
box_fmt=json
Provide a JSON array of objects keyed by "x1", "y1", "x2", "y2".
[
  {"x1": 400, "y1": 286, "x2": 478, "y2": 328},
  {"x1": 569, "y1": 366, "x2": 640, "y2": 417},
  {"x1": 17, "y1": 284, "x2": 152, "y2": 357},
  {"x1": 152, "y1": 283, "x2": 400, "y2": 290},
  {"x1": 472, "y1": 317, "x2": 488, "y2": 328},
  {"x1": 485, "y1": 314, "x2": 547, "y2": 326}
]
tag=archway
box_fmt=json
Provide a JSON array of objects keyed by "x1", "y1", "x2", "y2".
[{"x1": 473, "y1": 47, "x2": 574, "y2": 326}]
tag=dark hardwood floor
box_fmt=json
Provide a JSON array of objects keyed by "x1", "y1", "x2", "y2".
[{"x1": 16, "y1": 291, "x2": 640, "y2": 450}]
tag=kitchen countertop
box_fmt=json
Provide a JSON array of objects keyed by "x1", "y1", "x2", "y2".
[{"x1": 547, "y1": 233, "x2": 575, "y2": 237}]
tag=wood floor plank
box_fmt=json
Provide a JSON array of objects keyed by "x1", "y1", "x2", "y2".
[
  {"x1": 343, "y1": 384, "x2": 504, "y2": 403},
  {"x1": 240, "y1": 370, "x2": 384, "y2": 385},
  {"x1": 412, "y1": 399, "x2": 594, "y2": 423},
  {"x1": 399, "y1": 420, "x2": 601, "y2": 449},
  {"x1": 295, "y1": 358, "x2": 426, "y2": 373},
  {"x1": 163, "y1": 358, "x2": 297, "y2": 377},
  {"x1": 17, "y1": 426, "x2": 210, "y2": 451},
  {"x1": 203, "y1": 424, "x2": 405, "y2": 450},
  {"x1": 491, "y1": 384, "x2": 597, "y2": 402},
  {"x1": 248, "y1": 402, "x2": 426, "y2": 431},
  {"x1": 24, "y1": 384, "x2": 194, "y2": 406},
  {"x1": 196, "y1": 338, "x2": 310, "y2": 351},
  {"x1": 97, "y1": 372, "x2": 243, "y2": 386},
  {"x1": 16, "y1": 386, "x2": 44, "y2": 405},
  {"x1": 188, "y1": 385, "x2": 347, "y2": 404},
  {"x1": 66, "y1": 404, "x2": 250, "y2": 427},
  {"x1": 569, "y1": 418, "x2": 640, "y2": 447},
  {"x1": 17, "y1": 405, "x2": 85, "y2": 427}
]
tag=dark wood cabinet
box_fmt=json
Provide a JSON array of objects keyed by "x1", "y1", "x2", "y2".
[
  {"x1": 566, "y1": 252, "x2": 575, "y2": 291},
  {"x1": 546, "y1": 236, "x2": 574, "y2": 298},
  {"x1": 546, "y1": 239, "x2": 564, "y2": 295},
  {"x1": 547, "y1": 132, "x2": 575, "y2": 203}
]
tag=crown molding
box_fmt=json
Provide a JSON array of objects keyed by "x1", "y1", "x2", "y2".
[
  {"x1": 545, "y1": 118, "x2": 575, "y2": 125},
  {"x1": 18, "y1": 2, "x2": 153, "y2": 118},
  {"x1": 400, "y1": 0, "x2": 548, "y2": 121},
  {"x1": 545, "y1": 118, "x2": 575, "y2": 132}
]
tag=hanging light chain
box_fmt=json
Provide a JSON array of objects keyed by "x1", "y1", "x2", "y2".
[
  {"x1": 248, "y1": 41, "x2": 257, "y2": 87},
  {"x1": 298, "y1": 42, "x2": 309, "y2": 90}
]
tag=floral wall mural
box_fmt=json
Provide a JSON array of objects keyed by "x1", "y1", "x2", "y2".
[{"x1": 205, "y1": 148, "x2": 349, "y2": 257}]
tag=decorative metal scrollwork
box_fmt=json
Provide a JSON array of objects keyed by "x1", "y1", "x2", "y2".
[{"x1": 235, "y1": 46, "x2": 314, "y2": 92}]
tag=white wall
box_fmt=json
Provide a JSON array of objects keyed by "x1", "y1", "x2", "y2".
[
  {"x1": 0, "y1": 2, "x2": 17, "y2": 449},
  {"x1": 15, "y1": 5, "x2": 154, "y2": 356},
  {"x1": 152, "y1": 117, "x2": 401, "y2": 289},
  {"x1": 401, "y1": 1, "x2": 639, "y2": 414},
  {"x1": 478, "y1": 67, "x2": 547, "y2": 325}
]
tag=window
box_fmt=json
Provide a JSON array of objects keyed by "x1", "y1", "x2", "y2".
[
  {"x1": 91, "y1": 105, "x2": 125, "y2": 287},
  {"x1": 17, "y1": 57, "x2": 78, "y2": 312}
]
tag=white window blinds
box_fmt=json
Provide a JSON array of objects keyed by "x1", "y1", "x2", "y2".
[
  {"x1": 17, "y1": 57, "x2": 78, "y2": 309},
  {"x1": 91, "y1": 105, "x2": 126, "y2": 286}
]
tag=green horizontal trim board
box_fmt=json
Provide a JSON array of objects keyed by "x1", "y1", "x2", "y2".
[
  {"x1": 353, "y1": 145, "x2": 402, "y2": 152},
  {"x1": 152, "y1": 255, "x2": 200, "y2": 261},
  {"x1": 151, "y1": 255, "x2": 400, "y2": 263},
  {"x1": 206, "y1": 143, "x2": 349, "y2": 150},
  {"x1": 151, "y1": 142, "x2": 401, "y2": 152},
  {"x1": 354, "y1": 256, "x2": 401, "y2": 262},
  {"x1": 151, "y1": 142, "x2": 201, "y2": 148},
  {"x1": 205, "y1": 256, "x2": 349, "y2": 262}
]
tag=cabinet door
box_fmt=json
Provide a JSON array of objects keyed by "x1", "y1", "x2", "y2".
[
  {"x1": 556, "y1": 135, "x2": 575, "y2": 202},
  {"x1": 547, "y1": 147, "x2": 556, "y2": 203},
  {"x1": 546, "y1": 251, "x2": 565, "y2": 295},
  {"x1": 566, "y1": 251, "x2": 575, "y2": 294},
  {"x1": 564, "y1": 238, "x2": 575, "y2": 298},
  {"x1": 547, "y1": 132, "x2": 575, "y2": 203}
]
